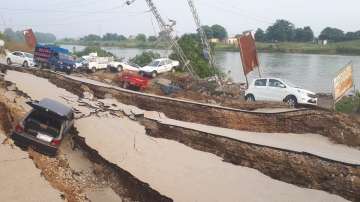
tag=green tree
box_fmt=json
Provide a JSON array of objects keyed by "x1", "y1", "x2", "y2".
[
  {"x1": 201, "y1": 25, "x2": 214, "y2": 39},
  {"x1": 34, "y1": 32, "x2": 57, "y2": 43},
  {"x1": 80, "y1": 34, "x2": 102, "y2": 42},
  {"x1": 118, "y1": 35, "x2": 127, "y2": 41},
  {"x1": 130, "y1": 51, "x2": 160, "y2": 66},
  {"x1": 254, "y1": 28, "x2": 266, "y2": 42},
  {"x1": 135, "y1": 34, "x2": 147, "y2": 42},
  {"x1": 266, "y1": 19, "x2": 295, "y2": 42},
  {"x1": 211, "y1": 24, "x2": 228, "y2": 40},
  {"x1": 4, "y1": 28, "x2": 24, "y2": 42},
  {"x1": 319, "y1": 27, "x2": 345, "y2": 42},
  {"x1": 170, "y1": 34, "x2": 221, "y2": 78},
  {"x1": 102, "y1": 33, "x2": 119, "y2": 41},
  {"x1": 344, "y1": 31, "x2": 360, "y2": 41},
  {"x1": 293, "y1": 26, "x2": 314, "y2": 42},
  {"x1": 148, "y1": 36, "x2": 158, "y2": 42}
]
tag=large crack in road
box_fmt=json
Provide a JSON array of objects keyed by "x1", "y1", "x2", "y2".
[{"x1": 0, "y1": 69, "x2": 358, "y2": 201}]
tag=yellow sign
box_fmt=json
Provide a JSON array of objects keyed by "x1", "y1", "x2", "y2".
[{"x1": 333, "y1": 64, "x2": 354, "y2": 102}]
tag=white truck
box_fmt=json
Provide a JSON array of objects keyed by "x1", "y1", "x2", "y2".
[{"x1": 82, "y1": 52, "x2": 114, "y2": 72}]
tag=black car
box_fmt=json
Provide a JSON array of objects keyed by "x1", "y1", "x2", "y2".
[{"x1": 12, "y1": 98, "x2": 74, "y2": 156}]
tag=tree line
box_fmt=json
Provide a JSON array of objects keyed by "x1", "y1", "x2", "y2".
[
  {"x1": 78, "y1": 33, "x2": 159, "y2": 43},
  {"x1": 255, "y1": 19, "x2": 360, "y2": 43},
  {"x1": 2, "y1": 28, "x2": 57, "y2": 44},
  {"x1": 74, "y1": 24, "x2": 229, "y2": 43}
]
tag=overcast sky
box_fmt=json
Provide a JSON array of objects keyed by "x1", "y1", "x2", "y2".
[{"x1": 1, "y1": 0, "x2": 359, "y2": 38}]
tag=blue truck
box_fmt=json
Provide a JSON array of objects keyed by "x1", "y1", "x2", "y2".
[{"x1": 34, "y1": 44, "x2": 76, "y2": 74}]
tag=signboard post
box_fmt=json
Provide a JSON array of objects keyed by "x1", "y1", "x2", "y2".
[{"x1": 332, "y1": 63, "x2": 354, "y2": 109}]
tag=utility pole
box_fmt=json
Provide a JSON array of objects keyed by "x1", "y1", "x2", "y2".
[
  {"x1": 126, "y1": 0, "x2": 197, "y2": 78},
  {"x1": 186, "y1": 0, "x2": 217, "y2": 76}
]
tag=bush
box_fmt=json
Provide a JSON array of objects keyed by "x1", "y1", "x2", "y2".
[
  {"x1": 336, "y1": 91, "x2": 360, "y2": 113},
  {"x1": 130, "y1": 51, "x2": 160, "y2": 67},
  {"x1": 74, "y1": 46, "x2": 114, "y2": 57},
  {"x1": 169, "y1": 34, "x2": 222, "y2": 78}
]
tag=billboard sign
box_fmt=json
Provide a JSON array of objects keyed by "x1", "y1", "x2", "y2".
[
  {"x1": 23, "y1": 29, "x2": 37, "y2": 49},
  {"x1": 333, "y1": 63, "x2": 354, "y2": 102},
  {"x1": 237, "y1": 32, "x2": 259, "y2": 75}
]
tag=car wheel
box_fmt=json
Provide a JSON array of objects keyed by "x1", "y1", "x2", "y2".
[
  {"x1": 118, "y1": 65, "x2": 123, "y2": 72},
  {"x1": 23, "y1": 61, "x2": 29, "y2": 67},
  {"x1": 92, "y1": 67, "x2": 96, "y2": 73},
  {"x1": 6, "y1": 58, "x2": 12, "y2": 65},
  {"x1": 285, "y1": 96, "x2": 297, "y2": 108},
  {"x1": 66, "y1": 67, "x2": 72, "y2": 75},
  {"x1": 245, "y1": 94, "x2": 255, "y2": 102},
  {"x1": 171, "y1": 67, "x2": 176, "y2": 73},
  {"x1": 151, "y1": 71, "x2": 157, "y2": 78}
]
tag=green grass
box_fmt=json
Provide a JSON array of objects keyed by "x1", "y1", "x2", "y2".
[{"x1": 336, "y1": 92, "x2": 360, "y2": 114}]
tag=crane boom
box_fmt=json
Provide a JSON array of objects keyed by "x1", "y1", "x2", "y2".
[
  {"x1": 126, "y1": 0, "x2": 197, "y2": 77},
  {"x1": 186, "y1": 0, "x2": 217, "y2": 76}
]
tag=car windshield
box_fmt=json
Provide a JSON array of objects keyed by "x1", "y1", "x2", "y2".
[
  {"x1": 24, "y1": 53, "x2": 33, "y2": 58},
  {"x1": 25, "y1": 110, "x2": 62, "y2": 138},
  {"x1": 148, "y1": 61, "x2": 160, "y2": 67}
]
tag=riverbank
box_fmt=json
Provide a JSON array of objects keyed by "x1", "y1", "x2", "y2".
[
  {"x1": 216, "y1": 40, "x2": 360, "y2": 55},
  {"x1": 57, "y1": 39, "x2": 360, "y2": 56}
]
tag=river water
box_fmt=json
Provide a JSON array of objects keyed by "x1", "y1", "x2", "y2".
[{"x1": 62, "y1": 45, "x2": 359, "y2": 93}]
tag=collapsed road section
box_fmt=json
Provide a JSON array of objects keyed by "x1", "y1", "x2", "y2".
[
  {"x1": 1, "y1": 69, "x2": 359, "y2": 201},
  {"x1": 2, "y1": 65, "x2": 359, "y2": 147}
]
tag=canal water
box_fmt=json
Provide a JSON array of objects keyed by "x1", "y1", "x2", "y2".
[{"x1": 62, "y1": 45, "x2": 359, "y2": 93}]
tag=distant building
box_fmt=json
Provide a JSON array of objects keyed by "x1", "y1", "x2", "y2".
[
  {"x1": 316, "y1": 39, "x2": 328, "y2": 46},
  {"x1": 209, "y1": 38, "x2": 220, "y2": 43},
  {"x1": 225, "y1": 37, "x2": 238, "y2": 45}
]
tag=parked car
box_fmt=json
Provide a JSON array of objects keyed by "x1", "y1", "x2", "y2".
[
  {"x1": 139, "y1": 58, "x2": 179, "y2": 78},
  {"x1": 107, "y1": 60, "x2": 141, "y2": 72},
  {"x1": 245, "y1": 78, "x2": 318, "y2": 107},
  {"x1": 11, "y1": 98, "x2": 75, "y2": 156},
  {"x1": 34, "y1": 44, "x2": 75, "y2": 74},
  {"x1": 116, "y1": 71, "x2": 149, "y2": 91},
  {"x1": 6, "y1": 51, "x2": 35, "y2": 67}
]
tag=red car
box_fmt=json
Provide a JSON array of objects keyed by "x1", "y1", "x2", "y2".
[{"x1": 116, "y1": 71, "x2": 149, "y2": 91}]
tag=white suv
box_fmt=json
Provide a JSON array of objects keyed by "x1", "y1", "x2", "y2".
[
  {"x1": 139, "y1": 58, "x2": 179, "y2": 77},
  {"x1": 6, "y1": 51, "x2": 34, "y2": 67},
  {"x1": 245, "y1": 78, "x2": 318, "y2": 106}
]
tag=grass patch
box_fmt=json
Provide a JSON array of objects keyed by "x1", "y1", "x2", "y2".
[{"x1": 336, "y1": 92, "x2": 360, "y2": 114}]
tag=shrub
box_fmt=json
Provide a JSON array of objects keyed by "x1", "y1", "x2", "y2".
[
  {"x1": 169, "y1": 34, "x2": 222, "y2": 78},
  {"x1": 130, "y1": 51, "x2": 160, "y2": 67},
  {"x1": 75, "y1": 46, "x2": 114, "y2": 57},
  {"x1": 336, "y1": 91, "x2": 360, "y2": 113}
]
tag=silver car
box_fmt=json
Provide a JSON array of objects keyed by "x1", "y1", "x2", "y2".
[{"x1": 11, "y1": 98, "x2": 74, "y2": 156}]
